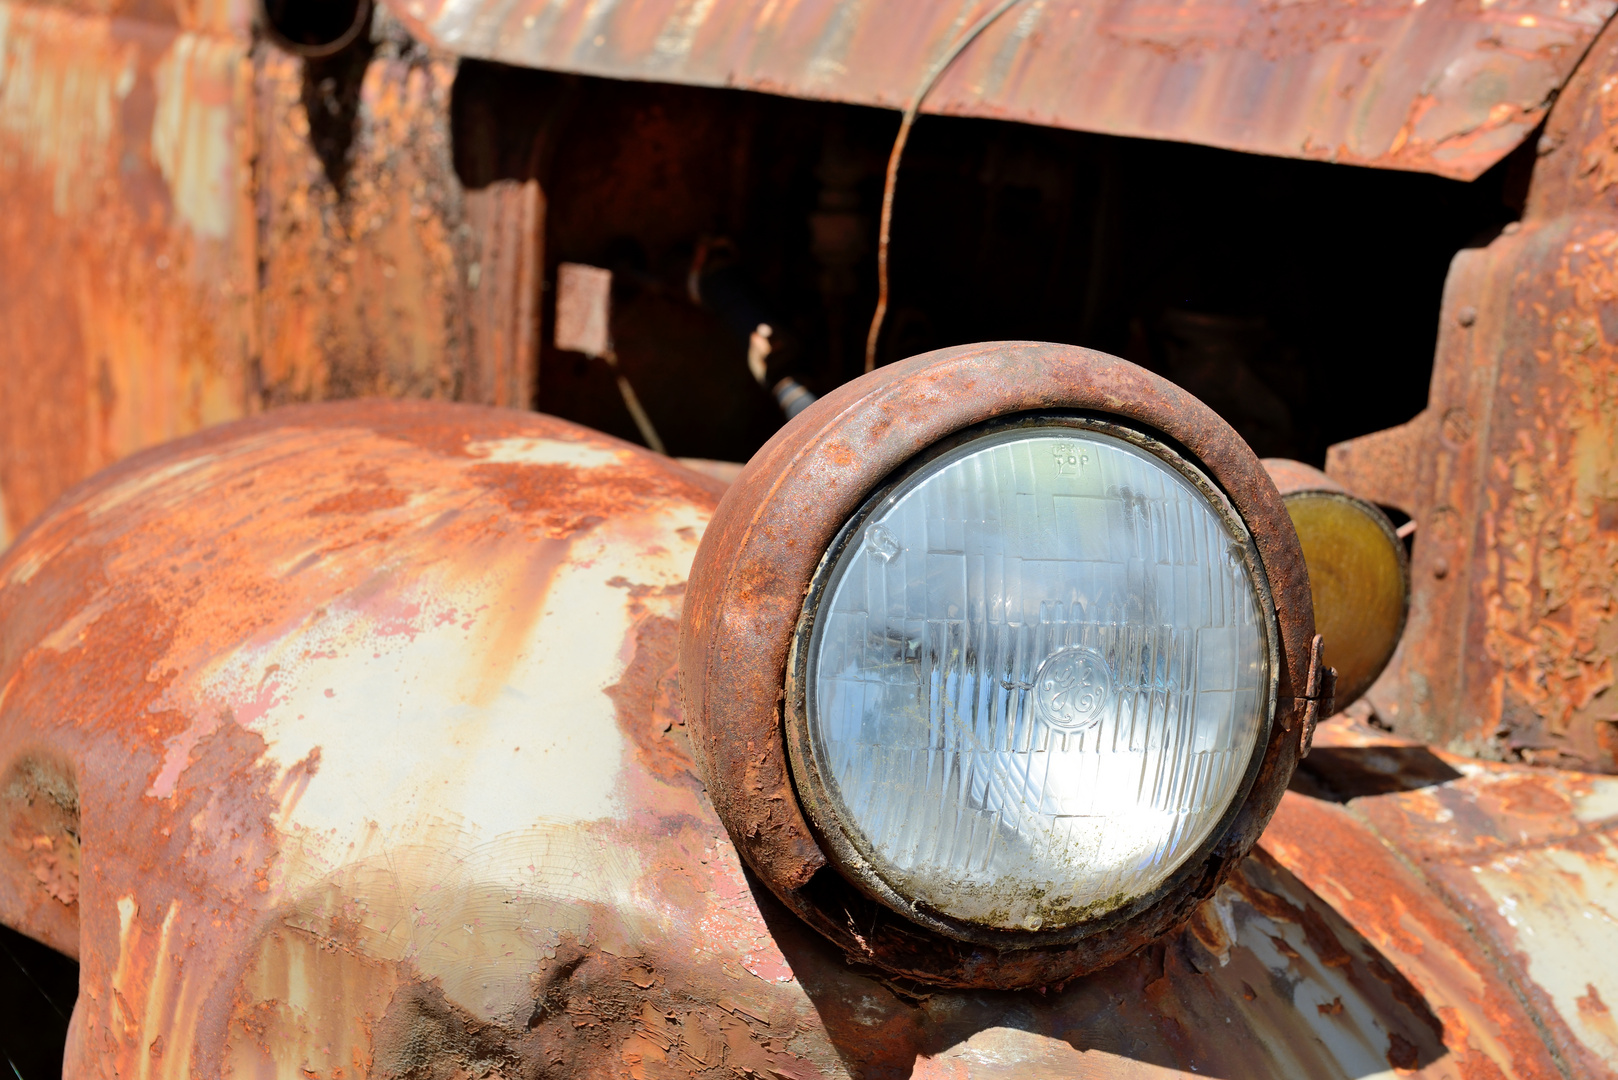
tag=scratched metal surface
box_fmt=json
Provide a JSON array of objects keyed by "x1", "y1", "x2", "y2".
[
  {"x1": 0, "y1": 398, "x2": 1611, "y2": 1076},
  {"x1": 384, "y1": 0, "x2": 1615, "y2": 181}
]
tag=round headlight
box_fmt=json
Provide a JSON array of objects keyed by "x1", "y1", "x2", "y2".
[
  {"x1": 788, "y1": 419, "x2": 1275, "y2": 935},
  {"x1": 681, "y1": 342, "x2": 1321, "y2": 988}
]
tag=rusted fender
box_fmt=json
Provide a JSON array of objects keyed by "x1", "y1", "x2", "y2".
[
  {"x1": 0, "y1": 399, "x2": 1596, "y2": 1077},
  {"x1": 386, "y1": 0, "x2": 1614, "y2": 181},
  {"x1": 1280, "y1": 711, "x2": 1618, "y2": 1077},
  {"x1": 0, "y1": 401, "x2": 746, "y2": 1075}
]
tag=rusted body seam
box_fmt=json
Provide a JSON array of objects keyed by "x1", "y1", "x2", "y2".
[
  {"x1": 1543, "y1": 12, "x2": 1618, "y2": 123},
  {"x1": 1445, "y1": 253, "x2": 1506, "y2": 741}
]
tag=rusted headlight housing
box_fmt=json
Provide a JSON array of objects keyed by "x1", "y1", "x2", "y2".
[{"x1": 681, "y1": 343, "x2": 1321, "y2": 988}]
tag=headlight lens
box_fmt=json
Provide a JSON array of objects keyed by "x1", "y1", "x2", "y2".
[{"x1": 795, "y1": 421, "x2": 1273, "y2": 932}]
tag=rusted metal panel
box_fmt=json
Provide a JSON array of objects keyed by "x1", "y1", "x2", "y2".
[
  {"x1": 385, "y1": 0, "x2": 1614, "y2": 181},
  {"x1": 0, "y1": 4, "x2": 543, "y2": 548},
  {"x1": 12, "y1": 0, "x2": 255, "y2": 33},
  {"x1": 255, "y1": 27, "x2": 472, "y2": 404},
  {"x1": 1263, "y1": 786, "x2": 1566, "y2": 1076},
  {"x1": 463, "y1": 176, "x2": 543, "y2": 408},
  {"x1": 0, "y1": 401, "x2": 751, "y2": 1076},
  {"x1": 253, "y1": 22, "x2": 544, "y2": 408},
  {"x1": 1328, "y1": 13, "x2": 1618, "y2": 774},
  {"x1": 0, "y1": 0, "x2": 258, "y2": 545},
  {"x1": 1428, "y1": 827, "x2": 1618, "y2": 1074},
  {"x1": 2, "y1": 398, "x2": 1595, "y2": 1075}
]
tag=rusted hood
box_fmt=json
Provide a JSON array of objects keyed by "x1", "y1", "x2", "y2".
[{"x1": 386, "y1": 0, "x2": 1614, "y2": 180}]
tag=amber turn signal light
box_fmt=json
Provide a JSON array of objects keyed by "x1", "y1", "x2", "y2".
[{"x1": 1263, "y1": 459, "x2": 1409, "y2": 710}]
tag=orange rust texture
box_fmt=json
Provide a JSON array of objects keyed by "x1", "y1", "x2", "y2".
[
  {"x1": 0, "y1": 4, "x2": 540, "y2": 547},
  {"x1": 1263, "y1": 791, "x2": 1562, "y2": 1078},
  {"x1": 1327, "y1": 16, "x2": 1618, "y2": 773},
  {"x1": 254, "y1": 31, "x2": 465, "y2": 404},
  {"x1": 0, "y1": 401, "x2": 729, "y2": 1076},
  {"x1": 250, "y1": 19, "x2": 537, "y2": 410},
  {"x1": 0, "y1": 1, "x2": 257, "y2": 548},
  {"x1": 0, "y1": 754, "x2": 82, "y2": 958}
]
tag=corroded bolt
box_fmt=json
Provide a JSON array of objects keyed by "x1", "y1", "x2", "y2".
[{"x1": 1457, "y1": 307, "x2": 1477, "y2": 327}]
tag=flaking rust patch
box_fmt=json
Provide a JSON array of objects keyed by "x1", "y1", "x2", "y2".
[
  {"x1": 605, "y1": 613, "x2": 700, "y2": 784},
  {"x1": 2, "y1": 754, "x2": 81, "y2": 907},
  {"x1": 1480, "y1": 223, "x2": 1618, "y2": 768}
]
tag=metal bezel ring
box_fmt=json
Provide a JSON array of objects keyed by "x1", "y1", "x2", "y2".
[{"x1": 781, "y1": 413, "x2": 1283, "y2": 948}]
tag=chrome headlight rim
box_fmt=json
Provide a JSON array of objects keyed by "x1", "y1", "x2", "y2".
[
  {"x1": 679, "y1": 341, "x2": 1317, "y2": 988},
  {"x1": 782, "y1": 411, "x2": 1282, "y2": 949}
]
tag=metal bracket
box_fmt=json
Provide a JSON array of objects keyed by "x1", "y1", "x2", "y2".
[{"x1": 1296, "y1": 634, "x2": 1336, "y2": 758}]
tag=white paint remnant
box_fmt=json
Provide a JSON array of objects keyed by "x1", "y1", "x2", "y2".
[
  {"x1": 0, "y1": 2, "x2": 126, "y2": 215},
  {"x1": 650, "y1": 0, "x2": 718, "y2": 68},
  {"x1": 4, "y1": 534, "x2": 62, "y2": 587},
  {"x1": 1471, "y1": 835, "x2": 1618, "y2": 1068},
  {"x1": 172, "y1": 499, "x2": 703, "y2": 859},
  {"x1": 464, "y1": 435, "x2": 631, "y2": 469},
  {"x1": 151, "y1": 33, "x2": 240, "y2": 239},
  {"x1": 84, "y1": 453, "x2": 216, "y2": 519},
  {"x1": 1573, "y1": 777, "x2": 1618, "y2": 824}
]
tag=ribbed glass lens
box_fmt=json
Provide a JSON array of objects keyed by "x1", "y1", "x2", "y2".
[{"x1": 803, "y1": 424, "x2": 1271, "y2": 931}]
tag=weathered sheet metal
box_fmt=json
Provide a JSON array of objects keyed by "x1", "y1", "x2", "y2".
[
  {"x1": 385, "y1": 0, "x2": 1616, "y2": 181},
  {"x1": 1329, "y1": 12, "x2": 1618, "y2": 774},
  {"x1": 0, "y1": 0, "x2": 258, "y2": 551},
  {"x1": 0, "y1": 1, "x2": 539, "y2": 549},
  {"x1": 0, "y1": 402, "x2": 741, "y2": 1075},
  {"x1": 1281, "y1": 712, "x2": 1618, "y2": 1075},
  {"x1": 1, "y1": 398, "x2": 1610, "y2": 1076},
  {"x1": 254, "y1": 17, "x2": 541, "y2": 410}
]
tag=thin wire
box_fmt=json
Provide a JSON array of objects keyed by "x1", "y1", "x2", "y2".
[
  {"x1": 864, "y1": 0, "x2": 1028, "y2": 373},
  {"x1": 603, "y1": 349, "x2": 667, "y2": 455}
]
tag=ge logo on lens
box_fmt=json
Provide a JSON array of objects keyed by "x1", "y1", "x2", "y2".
[{"x1": 1034, "y1": 646, "x2": 1113, "y2": 731}]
